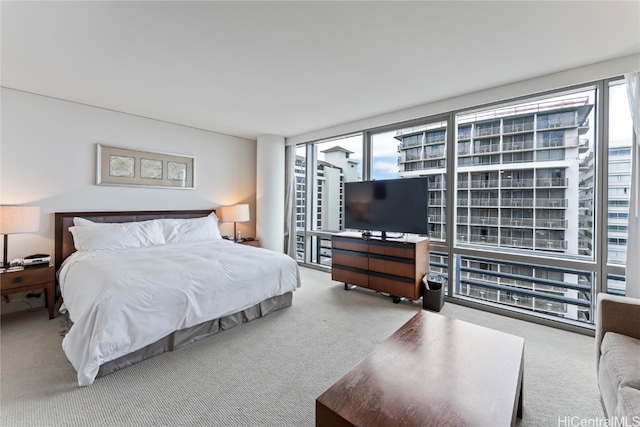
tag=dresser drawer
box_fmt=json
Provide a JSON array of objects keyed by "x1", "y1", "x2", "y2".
[
  {"x1": 368, "y1": 256, "x2": 415, "y2": 279},
  {"x1": 0, "y1": 267, "x2": 54, "y2": 291},
  {"x1": 368, "y1": 274, "x2": 417, "y2": 299},
  {"x1": 367, "y1": 241, "x2": 415, "y2": 259},
  {"x1": 332, "y1": 267, "x2": 369, "y2": 288},
  {"x1": 332, "y1": 237, "x2": 368, "y2": 253},
  {"x1": 333, "y1": 250, "x2": 368, "y2": 271}
]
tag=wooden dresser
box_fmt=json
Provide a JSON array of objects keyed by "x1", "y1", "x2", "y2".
[{"x1": 331, "y1": 231, "x2": 429, "y2": 301}]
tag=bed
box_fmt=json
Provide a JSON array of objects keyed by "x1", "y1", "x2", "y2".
[{"x1": 54, "y1": 210, "x2": 300, "y2": 386}]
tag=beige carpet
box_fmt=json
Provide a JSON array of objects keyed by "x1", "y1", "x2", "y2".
[{"x1": 1, "y1": 266, "x2": 604, "y2": 426}]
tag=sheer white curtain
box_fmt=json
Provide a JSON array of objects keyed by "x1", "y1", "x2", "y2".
[
  {"x1": 624, "y1": 71, "x2": 640, "y2": 298},
  {"x1": 283, "y1": 144, "x2": 297, "y2": 258}
]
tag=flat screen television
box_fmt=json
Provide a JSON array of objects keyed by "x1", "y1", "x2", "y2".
[{"x1": 344, "y1": 178, "x2": 429, "y2": 237}]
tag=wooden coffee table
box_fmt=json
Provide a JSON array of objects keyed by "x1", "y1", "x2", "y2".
[{"x1": 316, "y1": 310, "x2": 524, "y2": 427}]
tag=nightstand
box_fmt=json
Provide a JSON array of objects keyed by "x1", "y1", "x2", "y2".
[
  {"x1": 0, "y1": 264, "x2": 56, "y2": 319},
  {"x1": 237, "y1": 240, "x2": 260, "y2": 247}
]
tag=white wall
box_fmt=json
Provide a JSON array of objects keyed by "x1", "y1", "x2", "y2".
[{"x1": 0, "y1": 88, "x2": 257, "y2": 261}]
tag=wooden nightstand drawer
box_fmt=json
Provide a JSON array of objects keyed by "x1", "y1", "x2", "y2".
[
  {"x1": 1, "y1": 265, "x2": 56, "y2": 319},
  {"x1": 1, "y1": 267, "x2": 54, "y2": 291},
  {"x1": 238, "y1": 240, "x2": 260, "y2": 247}
]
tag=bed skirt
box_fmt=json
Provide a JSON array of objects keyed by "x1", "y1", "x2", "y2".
[{"x1": 94, "y1": 292, "x2": 293, "y2": 378}]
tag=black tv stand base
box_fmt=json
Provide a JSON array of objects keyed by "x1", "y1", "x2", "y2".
[{"x1": 344, "y1": 283, "x2": 356, "y2": 291}]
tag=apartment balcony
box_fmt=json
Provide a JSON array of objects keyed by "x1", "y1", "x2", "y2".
[
  {"x1": 428, "y1": 181, "x2": 445, "y2": 190},
  {"x1": 501, "y1": 218, "x2": 534, "y2": 227},
  {"x1": 502, "y1": 154, "x2": 535, "y2": 165},
  {"x1": 578, "y1": 179, "x2": 593, "y2": 190},
  {"x1": 469, "y1": 217, "x2": 499, "y2": 226},
  {"x1": 503, "y1": 123, "x2": 534, "y2": 134},
  {"x1": 457, "y1": 132, "x2": 471, "y2": 141},
  {"x1": 429, "y1": 230, "x2": 446, "y2": 240},
  {"x1": 470, "y1": 156, "x2": 503, "y2": 166},
  {"x1": 470, "y1": 179, "x2": 499, "y2": 189},
  {"x1": 579, "y1": 240, "x2": 593, "y2": 250},
  {"x1": 469, "y1": 234, "x2": 499, "y2": 245},
  {"x1": 501, "y1": 178, "x2": 535, "y2": 188},
  {"x1": 463, "y1": 283, "x2": 573, "y2": 313},
  {"x1": 535, "y1": 239, "x2": 568, "y2": 251},
  {"x1": 501, "y1": 237, "x2": 534, "y2": 249},
  {"x1": 469, "y1": 198, "x2": 500, "y2": 207},
  {"x1": 536, "y1": 198, "x2": 568, "y2": 208},
  {"x1": 579, "y1": 229, "x2": 593, "y2": 241},
  {"x1": 501, "y1": 198, "x2": 534, "y2": 208},
  {"x1": 578, "y1": 221, "x2": 591, "y2": 229},
  {"x1": 535, "y1": 283, "x2": 572, "y2": 295},
  {"x1": 425, "y1": 137, "x2": 446, "y2": 145},
  {"x1": 474, "y1": 144, "x2": 501, "y2": 154},
  {"x1": 503, "y1": 141, "x2": 534, "y2": 151},
  {"x1": 466, "y1": 272, "x2": 499, "y2": 284},
  {"x1": 578, "y1": 139, "x2": 590, "y2": 153},
  {"x1": 425, "y1": 151, "x2": 445, "y2": 159},
  {"x1": 533, "y1": 299, "x2": 567, "y2": 315},
  {"x1": 535, "y1": 178, "x2": 568, "y2": 188},
  {"x1": 457, "y1": 181, "x2": 469, "y2": 189},
  {"x1": 537, "y1": 119, "x2": 580, "y2": 130},
  {"x1": 498, "y1": 277, "x2": 537, "y2": 290},
  {"x1": 536, "y1": 137, "x2": 579, "y2": 149},
  {"x1": 430, "y1": 199, "x2": 445, "y2": 207},
  {"x1": 535, "y1": 218, "x2": 568, "y2": 229},
  {"x1": 458, "y1": 148, "x2": 471, "y2": 156},
  {"x1": 474, "y1": 126, "x2": 501, "y2": 137},
  {"x1": 578, "y1": 277, "x2": 592, "y2": 287},
  {"x1": 457, "y1": 216, "x2": 468, "y2": 224},
  {"x1": 428, "y1": 215, "x2": 443, "y2": 223},
  {"x1": 399, "y1": 140, "x2": 421, "y2": 149}
]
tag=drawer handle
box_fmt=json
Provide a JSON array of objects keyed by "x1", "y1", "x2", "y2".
[{"x1": 12, "y1": 277, "x2": 23, "y2": 283}]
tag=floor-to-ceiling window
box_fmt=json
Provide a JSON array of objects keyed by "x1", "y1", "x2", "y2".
[
  {"x1": 294, "y1": 77, "x2": 630, "y2": 330},
  {"x1": 452, "y1": 86, "x2": 598, "y2": 325},
  {"x1": 605, "y1": 79, "x2": 634, "y2": 295},
  {"x1": 295, "y1": 134, "x2": 363, "y2": 267}
]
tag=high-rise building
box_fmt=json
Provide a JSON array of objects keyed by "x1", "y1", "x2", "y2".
[{"x1": 396, "y1": 97, "x2": 594, "y2": 255}]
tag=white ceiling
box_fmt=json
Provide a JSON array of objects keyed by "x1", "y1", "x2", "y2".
[{"x1": 2, "y1": 1, "x2": 639, "y2": 140}]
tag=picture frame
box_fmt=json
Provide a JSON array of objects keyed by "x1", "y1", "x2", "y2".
[{"x1": 96, "y1": 144, "x2": 195, "y2": 189}]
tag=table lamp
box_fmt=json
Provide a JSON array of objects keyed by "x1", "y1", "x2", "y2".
[
  {"x1": 0, "y1": 205, "x2": 41, "y2": 268},
  {"x1": 217, "y1": 204, "x2": 250, "y2": 241}
]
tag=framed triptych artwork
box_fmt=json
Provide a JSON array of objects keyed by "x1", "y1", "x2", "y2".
[{"x1": 96, "y1": 144, "x2": 195, "y2": 189}]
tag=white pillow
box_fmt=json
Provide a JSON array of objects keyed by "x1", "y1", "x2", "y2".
[
  {"x1": 69, "y1": 220, "x2": 166, "y2": 251},
  {"x1": 73, "y1": 217, "x2": 96, "y2": 226},
  {"x1": 159, "y1": 213, "x2": 222, "y2": 243}
]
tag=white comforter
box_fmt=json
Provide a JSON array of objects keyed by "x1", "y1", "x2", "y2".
[{"x1": 58, "y1": 240, "x2": 300, "y2": 386}]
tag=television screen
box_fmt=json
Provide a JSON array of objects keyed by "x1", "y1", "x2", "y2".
[{"x1": 344, "y1": 178, "x2": 429, "y2": 235}]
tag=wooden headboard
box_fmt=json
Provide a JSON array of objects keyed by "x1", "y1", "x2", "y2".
[{"x1": 54, "y1": 209, "x2": 213, "y2": 271}]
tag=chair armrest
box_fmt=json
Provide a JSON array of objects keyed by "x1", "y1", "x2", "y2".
[{"x1": 596, "y1": 293, "x2": 640, "y2": 368}]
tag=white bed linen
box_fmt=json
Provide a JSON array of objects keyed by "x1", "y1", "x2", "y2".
[{"x1": 58, "y1": 239, "x2": 300, "y2": 386}]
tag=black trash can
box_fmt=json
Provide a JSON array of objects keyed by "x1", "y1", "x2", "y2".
[{"x1": 421, "y1": 279, "x2": 445, "y2": 312}]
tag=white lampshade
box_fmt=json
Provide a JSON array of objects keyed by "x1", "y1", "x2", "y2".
[
  {"x1": 217, "y1": 204, "x2": 250, "y2": 223},
  {"x1": 0, "y1": 205, "x2": 41, "y2": 234}
]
